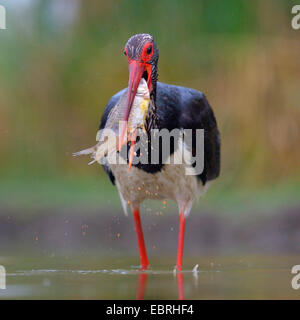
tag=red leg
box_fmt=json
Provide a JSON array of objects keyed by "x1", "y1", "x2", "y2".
[
  {"x1": 177, "y1": 272, "x2": 185, "y2": 300},
  {"x1": 176, "y1": 212, "x2": 185, "y2": 271},
  {"x1": 133, "y1": 208, "x2": 149, "y2": 270}
]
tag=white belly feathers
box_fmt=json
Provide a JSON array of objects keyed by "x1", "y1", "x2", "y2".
[{"x1": 110, "y1": 141, "x2": 209, "y2": 216}]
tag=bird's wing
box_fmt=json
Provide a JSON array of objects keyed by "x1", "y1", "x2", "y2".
[
  {"x1": 156, "y1": 82, "x2": 220, "y2": 185},
  {"x1": 178, "y1": 90, "x2": 220, "y2": 185}
]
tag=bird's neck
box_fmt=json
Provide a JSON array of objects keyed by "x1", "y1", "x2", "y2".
[
  {"x1": 150, "y1": 61, "x2": 158, "y2": 102},
  {"x1": 145, "y1": 64, "x2": 158, "y2": 131}
]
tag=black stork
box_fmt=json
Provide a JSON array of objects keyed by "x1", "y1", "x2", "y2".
[{"x1": 75, "y1": 33, "x2": 220, "y2": 272}]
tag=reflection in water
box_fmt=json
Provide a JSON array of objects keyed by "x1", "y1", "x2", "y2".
[
  {"x1": 136, "y1": 271, "x2": 185, "y2": 300},
  {"x1": 177, "y1": 273, "x2": 184, "y2": 300},
  {"x1": 136, "y1": 273, "x2": 148, "y2": 300}
]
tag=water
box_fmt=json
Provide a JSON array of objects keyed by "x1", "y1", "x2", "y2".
[{"x1": 0, "y1": 255, "x2": 299, "y2": 299}]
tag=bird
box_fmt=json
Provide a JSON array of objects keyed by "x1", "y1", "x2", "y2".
[{"x1": 74, "y1": 33, "x2": 220, "y2": 271}]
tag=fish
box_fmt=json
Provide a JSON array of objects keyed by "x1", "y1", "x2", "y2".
[
  {"x1": 73, "y1": 78, "x2": 150, "y2": 167},
  {"x1": 105, "y1": 77, "x2": 150, "y2": 136}
]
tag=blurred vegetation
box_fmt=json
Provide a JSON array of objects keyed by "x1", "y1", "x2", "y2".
[{"x1": 0, "y1": 0, "x2": 299, "y2": 209}]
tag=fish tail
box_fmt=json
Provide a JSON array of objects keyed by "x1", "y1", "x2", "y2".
[{"x1": 72, "y1": 146, "x2": 96, "y2": 157}]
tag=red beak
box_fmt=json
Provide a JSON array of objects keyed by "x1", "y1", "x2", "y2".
[
  {"x1": 118, "y1": 60, "x2": 146, "y2": 150},
  {"x1": 124, "y1": 60, "x2": 145, "y2": 123}
]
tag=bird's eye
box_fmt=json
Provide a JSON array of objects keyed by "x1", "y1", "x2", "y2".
[
  {"x1": 124, "y1": 50, "x2": 127, "y2": 56},
  {"x1": 147, "y1": 46, "x2": 152, "y2": 54}
]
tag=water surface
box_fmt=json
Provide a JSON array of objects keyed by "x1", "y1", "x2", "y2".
[{"x1": 0, "y1": 255, "x2": 299, "y2": 299}]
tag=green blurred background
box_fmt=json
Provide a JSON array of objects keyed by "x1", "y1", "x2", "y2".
[{"x1": 0, "y1": 0, "x2": 299, "y2": 256}]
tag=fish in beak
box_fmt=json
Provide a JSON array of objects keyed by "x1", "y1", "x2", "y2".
[{"x1": 73, "y1": 78, "x2": 150, "y2": 169}]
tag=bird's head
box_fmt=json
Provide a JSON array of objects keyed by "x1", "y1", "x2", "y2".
[{"x1": 123, "y1": 33, "x2": 159, "y2": 124}]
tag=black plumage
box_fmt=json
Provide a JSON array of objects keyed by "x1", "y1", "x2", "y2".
[{"x1": 99, "y1": 81, "x2": 220, "y2": 186}]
